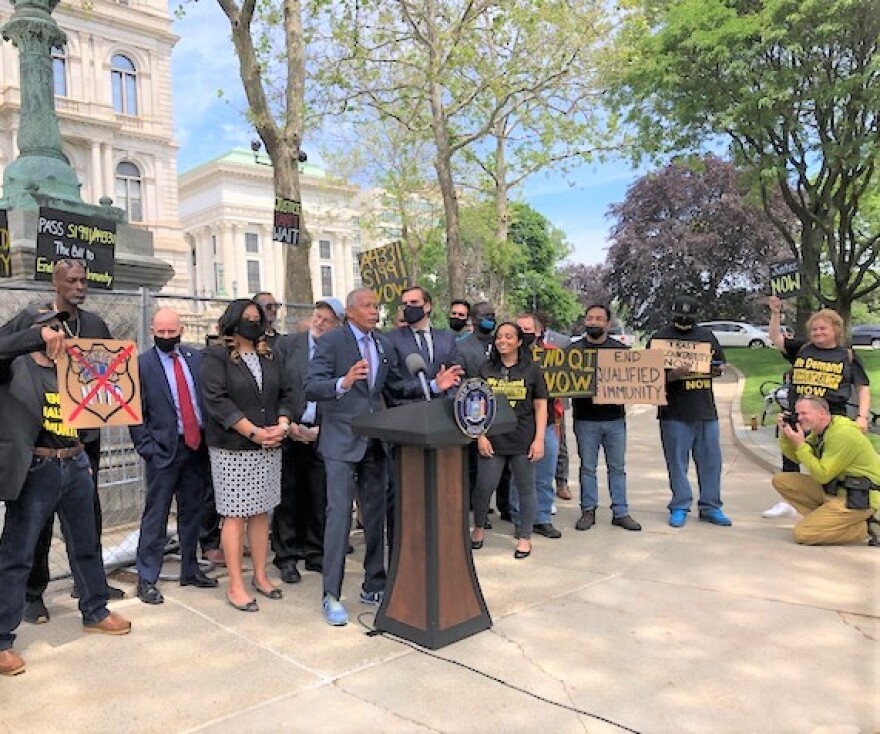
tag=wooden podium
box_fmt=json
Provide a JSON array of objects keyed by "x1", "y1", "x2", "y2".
[{"x1": 351, "y1": 398, "x2": 510, "y2": 649}]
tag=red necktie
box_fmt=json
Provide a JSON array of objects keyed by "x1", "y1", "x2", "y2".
[{"x1": 170, "y1": 353, "x2": 201, "y2": 450}]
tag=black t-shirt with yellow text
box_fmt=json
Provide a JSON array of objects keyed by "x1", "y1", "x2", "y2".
[
  {"x1": 479, "y1": 358, "x2": 549, "y2": 455},
  {"x1": 27, "y1": 358, "x2": 80, "y2": 449},
  {"x1": 783, "y1": 339, "x2": 868, "y2": 415},
  {"x1": 648, "y1": 325, "x2": 725, "y2": 422}
]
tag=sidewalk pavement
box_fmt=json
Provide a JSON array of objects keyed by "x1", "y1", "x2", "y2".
[{"x1": 2, "y1": 371, "x2": 878, "y2": 733}]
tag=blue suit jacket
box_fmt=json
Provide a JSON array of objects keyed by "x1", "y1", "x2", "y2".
[
  {"x1": 304, "y1": 324, "x2": 420, "y2": 462},
  {"x1": 130, "y1": 345, "x2": 205, "y2": 469},
  {"x1": 385, "y1": 325, "x2": 459, "y2": 406}
]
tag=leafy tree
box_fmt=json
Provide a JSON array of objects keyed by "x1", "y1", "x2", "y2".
[
  {"x1": 321, "y1": 118, "x2": 444, "y2": 282},
  {"x1": 310, "y1": 0, "x2": 608, "y2": 297},
  {"x1": 507, "y1": 203, "x2": 581, "y2": 329},
  {"x1": 212, "y1": 0, "x2": 312, "y2": 304},
  {"x1": 605, "y1": 156, "x2": 790, "y2": 333},
  {"x1": 609, "y1": 0, "x2": 880, "y2": 324},
  {"x1": 560, "y1": 263, "x2": 612, "y2": 311}
]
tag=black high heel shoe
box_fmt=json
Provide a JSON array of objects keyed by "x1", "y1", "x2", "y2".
[
  {"x1": 513, "y1": 545, "x2": 531, "y2": 560},
  {"x1": 471, "y1": 538, "x2": 484, "y2": 550}
]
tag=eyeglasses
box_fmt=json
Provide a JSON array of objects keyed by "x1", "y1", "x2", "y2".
[{"x1": 261, "y1": 303, "x2": 278, "y2": 310}]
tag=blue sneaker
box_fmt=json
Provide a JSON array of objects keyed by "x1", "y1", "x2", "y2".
[
  {"x1": 322, "y1": 594, "x2": 348, "y2": 626},
  {"x1": 668, "y1": 509, "x2": 688, "y2": 528},
  {"x1": 359, "y1": 589, "x2": 384, "y2": 606},
  {"x1": 699, "y1": 509, "x2": 732, "y2": 526}
]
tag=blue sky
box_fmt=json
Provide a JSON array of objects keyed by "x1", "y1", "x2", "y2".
[{"x1": 170, "y1": 2, "x2": 640, "y2": 267}]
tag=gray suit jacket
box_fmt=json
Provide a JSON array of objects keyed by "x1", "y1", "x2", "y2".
[{"x1": 304, "y1": 323, "x2": 420, "y2": 462}]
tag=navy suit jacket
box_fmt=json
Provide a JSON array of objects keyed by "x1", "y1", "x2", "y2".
[
  {"x1": 130, "y1": 345, "x2": 205, "y2": 469},
  {"x1": 304, "y1": 324, "x2": 421, "y2": 462},
  {"x1": 276, "y1": 330, "x2": 311, "y2": 421},
  {"x1": 385, "y1": 325, "x2": 459, "y2": 406}
]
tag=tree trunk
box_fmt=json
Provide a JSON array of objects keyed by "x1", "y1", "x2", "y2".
[
  {"x1": 429, "y1": 80, "x2": 463, "y2": 296},
  {"x1": 490, "y1": 122, "x2": 509, "y2": 311}
]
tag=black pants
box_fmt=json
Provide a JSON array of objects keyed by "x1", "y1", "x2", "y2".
[
  {"x1": 26, "y1": 439, "x2": 104, "y2": 601},
  {"x1": 272, "y1": 439, "x2": 326, "y2": 568},
  {"x1": 199, "y1": 472, "x2": 221, "y2": 553}
]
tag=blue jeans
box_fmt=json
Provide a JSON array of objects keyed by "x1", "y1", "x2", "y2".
[
  {"x1": 0, "y1": 452, "x2": 110, "y2": 651},
  {"x1": 509, "y1": 428, "x2": 558, "y2": 525},
  {"x1": 574, "y1": 418, "x2": 629, "y2": 517},
  {"x1": 659, "y1": 419, "x2": 723, "y2": 512}
]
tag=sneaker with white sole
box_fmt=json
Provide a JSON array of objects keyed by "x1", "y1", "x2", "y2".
[
  {"x1": 322, "y1": 594, "x2": 348, "y2": 626},
  {"x1": 762, "y1": 501, "x2": 797, "y2": 519}
]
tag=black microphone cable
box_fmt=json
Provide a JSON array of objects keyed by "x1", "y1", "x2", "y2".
[{"x1": 357, "y1": 612, "x2": 643, "y2": 734}]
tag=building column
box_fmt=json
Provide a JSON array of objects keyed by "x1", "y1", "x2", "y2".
[
  {"x1": 90, "y1": 141, "x2": 102, "y2": 201},
  {"x1": 102, "y1": 143, "x2": 114, "y2": 204},
  {"x1": 219, "y1": 222, "x2": 235, "y2": 298}
]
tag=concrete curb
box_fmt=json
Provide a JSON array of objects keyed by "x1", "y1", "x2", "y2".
[{"x1": 727, "y1": 364, "x2": 779, "y2": 475}]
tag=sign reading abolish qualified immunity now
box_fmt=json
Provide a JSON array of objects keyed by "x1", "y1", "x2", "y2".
[{"x1": 35, "y1": 207, "x2": 116, "y2": 289}]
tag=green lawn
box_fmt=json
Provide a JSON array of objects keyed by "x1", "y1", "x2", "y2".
[{"x1": 725, "y1": 347, "x2": 880, "y2": 448}]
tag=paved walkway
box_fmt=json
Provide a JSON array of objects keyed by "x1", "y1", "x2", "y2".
[{"x1": 2, "y1": 372, "x2": 878, "y2": 733}]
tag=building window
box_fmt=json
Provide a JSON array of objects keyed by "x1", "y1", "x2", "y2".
[
  {"x1": 245, "y1": 232, "x2": 259, "y2": 253},
  {"x1": 320, "y1": 265, "x2": 333, "y2": 298},
  {"x1": 115, "y1": 161, "x2": 143, "y2": 222},
  {"x1": 214, "y1": 262, "x2": 225, "y2": 295},
  {"x1": 111, "y1": 54, "x2": 138, "y2": 115},
  {"x1": 52, "y1": 49, "x2": 67, "y2": 97},
  {"x1": 319, "y1": 240, "x2": 332, "y2": 260},
  {"x1": 352, "y1": 246, "x2": 362, "y2": 289},
  {"x1": 247, "y1": 260, "x2": 261, "y2": 294}
]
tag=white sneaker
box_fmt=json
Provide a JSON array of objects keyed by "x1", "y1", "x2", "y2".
[
  {"x1": 762, "y1": 502, "x2": 797, "y2": 519},
  {"x1": 551, "y1": 503, "x2": 558, "y2": 515}
]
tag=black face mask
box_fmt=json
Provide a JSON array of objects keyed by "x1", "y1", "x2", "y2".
[
  {"x1": 672, "y1": 315, "x2": 696, "y2": 332},
  {"x1": 448, "y1": 316, "x2": 467, "y2": 333},
  {"x1": 236, "y1": 320, "x2": 264, "y2": 342},
  {"x1": 584, "y1": 326, "x2": 605, "y2": 339},
  {"x1": 403, "y1": 304, "x2": 426, "y2": 325},
  {"x1": 520, "y1": 333, "x2": 536, "y2": 347},
  {"x1": 154, "y1": 335, "x2": 181, "y2": 353}
]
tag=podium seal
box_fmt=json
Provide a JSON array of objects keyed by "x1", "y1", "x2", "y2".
[{"x1": 453, "y1": 378, "x2": 496, "y2": 438}]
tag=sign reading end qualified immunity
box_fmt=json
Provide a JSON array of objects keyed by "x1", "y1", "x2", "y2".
[{"x1": 35, "y1": 207, "x2": 116, "y2": 289}]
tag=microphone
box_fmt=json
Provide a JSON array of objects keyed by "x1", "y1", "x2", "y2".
[{"x1": 405, "y1": 352, "x2": 432, "y2": 402}]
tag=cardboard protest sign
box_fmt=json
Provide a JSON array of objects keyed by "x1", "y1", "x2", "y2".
[
  {"x1": 651, "y1": 338, "x2": 712, "y2": 374},
  {"x1": 357, "y1": 242, "x2": 410, "y2": 305},
  {"x1": 0, "y1": 209, "x2": 9, "y2": 278},
  {"x1": 57, "y1": 339, "x2": 142, "y2": 429},
  {"x1": 531, "y1": 345, "x2": 597, "y2": 397},
  {"x1": 593, "y1": 349, "x2": 666, "y2": 406},
  {"x1": 769, "y1": 258, "x2": 803, "y2": 299},
  {"x1": 273, "y1": 196, "x2": 301, "y2": 245},
  {"x1": 35, "y1": 207, "x2": 115, "y2": 288}
]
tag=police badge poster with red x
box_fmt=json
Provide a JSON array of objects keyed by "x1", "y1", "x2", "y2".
[{"x1": 57, "y1": 339, "x2": 143, "y2": 429}]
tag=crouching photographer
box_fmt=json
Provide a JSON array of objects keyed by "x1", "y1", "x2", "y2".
[{"x1": 771, "y1": 396, "x2": 879, "y2": 546}]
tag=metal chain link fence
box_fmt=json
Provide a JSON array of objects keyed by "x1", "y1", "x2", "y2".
[{"x1": 0, "y1": 283, "x2": 313, "y2": 583}]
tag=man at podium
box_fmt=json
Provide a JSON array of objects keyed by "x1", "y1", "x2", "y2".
[{"x1": 305, "y1": 288, "x2": 463, "y2": 626}]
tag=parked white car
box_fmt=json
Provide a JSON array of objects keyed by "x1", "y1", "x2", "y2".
[{"x1": 698, "y1": 321, "x2": 773, "y2": 348}]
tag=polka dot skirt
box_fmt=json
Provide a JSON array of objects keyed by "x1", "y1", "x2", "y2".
[{"x1": 210, "y1": 446, "x2": 281, "y2": 517}]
